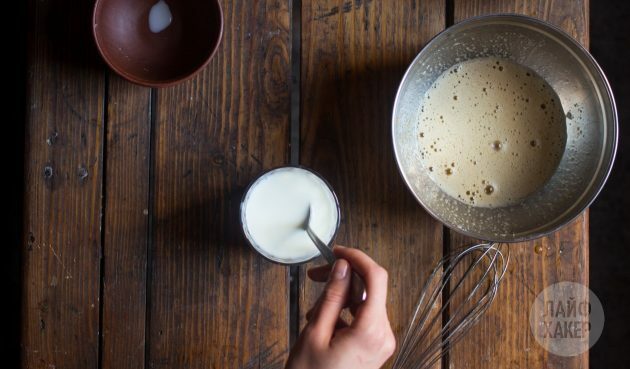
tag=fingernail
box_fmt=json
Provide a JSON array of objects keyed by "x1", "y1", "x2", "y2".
[{"x1": 331, "y1": 260, "x2": 348, "y2": 280}]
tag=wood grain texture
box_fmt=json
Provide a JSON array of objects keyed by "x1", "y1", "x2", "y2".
[
  {"x1": 22, "y1": 0, "x2": 105, "y2": 367},
  {"x1": 449, "y1": 2, "x2": 589, "y2": 368},
  {"x1": 455, "y1": 0, "x2": 589, "y2": 47},
  {"x1": 101, "y1": 76, "x2": 151, "y2": 369},
  {"x1": 299, "y1": 1, "x2": 445, "y2": 368},
  {"x1": 147, "y1": 1, "x2": 291, "y2": 368}
]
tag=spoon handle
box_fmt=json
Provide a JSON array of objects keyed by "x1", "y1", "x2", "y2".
[
  {"x1": 305, "y1": 227, "x2": 366, "y2": 305},
  {"x1": 306, "y1": 226, "x2": 336, "y2": 263}
]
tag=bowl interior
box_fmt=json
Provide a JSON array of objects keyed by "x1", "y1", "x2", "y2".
[
  {"x1": 393, "y1": 15, "x2": 617, "y2": 242},
  {"x1": 93, "y1": 0, "x2": 222, "y2": 86}
]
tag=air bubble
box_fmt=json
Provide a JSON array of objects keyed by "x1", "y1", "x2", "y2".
[{"x1": 484, "y1": 185, "x2": 495, "y2": 195}]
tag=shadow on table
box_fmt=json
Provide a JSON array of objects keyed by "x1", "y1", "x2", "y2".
[
  {"x1": 153, "y1": 58, "x2": 438, "y2": 268},
  {"x1": 150, "y1": 185, "x2": 254, "y2": 272},
  {"x1": 296, "y1": 54, "x2": 445, "y2": 367},
  {"x1": 300, "y1": 58, "x2": 438, "y2": 248},
  {"x1": 38, "y1": 0, "x2": 105, "y2": 74}
]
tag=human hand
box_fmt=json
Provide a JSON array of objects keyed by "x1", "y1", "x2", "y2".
[{"x1": 285, "y1": 245, "x2": 396, "y2": 369}]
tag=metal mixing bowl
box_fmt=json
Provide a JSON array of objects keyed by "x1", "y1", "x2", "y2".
[{"x1": 392, "y1": 14, "x2": 618, "y2": 242}]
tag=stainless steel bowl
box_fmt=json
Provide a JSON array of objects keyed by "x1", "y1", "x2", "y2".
[{"x1": 392, "y1": 14, "x2": 618, "y2": 242}]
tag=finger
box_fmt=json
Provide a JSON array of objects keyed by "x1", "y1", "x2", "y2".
[
  {"x1": 306, "y1": 288, "x2": 352, "y2": 322},
  {"x1": 309, "y1": 259, "x2": 352, "y2": 340},
  {"x1": 333, "y1": 246, "x2": 389, "y2": 310},
  {"x1": 311, "y1": 313, "x2": 350, "y2": 330},
  {"x1": 306, "y1": 297, "x2": 352, "y2": 323},
  {"x1": 305, "y1": 272, "x2": 334, "y2": 322},
  {"x1": 307, "y1": 264, "x2": 332, "y2": 282}
]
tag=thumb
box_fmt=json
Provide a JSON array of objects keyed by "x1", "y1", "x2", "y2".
[{"x1": 310, "y1": 259, "x2": 351, "y2": 340}]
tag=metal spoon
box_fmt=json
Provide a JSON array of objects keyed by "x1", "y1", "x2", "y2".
[{"x1": 301, "y1": 206, "x2": 366, "y2": 306}]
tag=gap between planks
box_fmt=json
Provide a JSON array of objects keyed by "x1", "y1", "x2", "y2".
[{"x1": 289, "y1": 0, "x2": 302, "y2": 350}]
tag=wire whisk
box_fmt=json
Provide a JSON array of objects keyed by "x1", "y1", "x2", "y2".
[{"x1": 392, "y1": 242, "x2": 509, "y2": 369}]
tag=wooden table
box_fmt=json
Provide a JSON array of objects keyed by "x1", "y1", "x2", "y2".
[{"x1": 23, "y1": 0, "x2": 589, "y2": 368}]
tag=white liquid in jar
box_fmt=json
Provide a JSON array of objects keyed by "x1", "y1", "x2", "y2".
[
  {"x1": 242, "y1": 167, "x2": 339, "y2": 263},
  {"x1": 149, "y1": 0, "x2": 172, "y2": 33},
  {"x1": 419, "y1": 58, "x2": 566, "y2": 207}
]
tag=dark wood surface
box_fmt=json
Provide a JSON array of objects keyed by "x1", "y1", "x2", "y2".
[
  {"x1": 23, "y1": 0, "x2": 105, "y2": 368},
  {"x1": 146, "y1": 0, "x2": 291, "y2": 367},
  {"x1": 21, "y1": 1, "x2": 590, "y2": 369},
  {"x1": 101, "y1": 77, "x2": 151, "y2": 369},
  {"x1": 298, "y1": 2, "x2": 445, "y2": 369}
]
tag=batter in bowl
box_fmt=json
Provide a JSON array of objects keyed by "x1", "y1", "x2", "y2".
[{"x1": 418, "y1": 57, "x2": 566, "y2": 207}]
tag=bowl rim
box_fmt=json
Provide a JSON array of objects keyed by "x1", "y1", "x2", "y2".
[
  {"x1": 391, "y1": 13, "x2": 619, "y2": 243},
  {"x1": 92, "y1": 0, "x2": 224, "y2": 88}
]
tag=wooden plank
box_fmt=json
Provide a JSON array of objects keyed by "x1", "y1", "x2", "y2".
[
  {"x1": 299, "y1": 1, "x2": 445, "y2": 368},
  {"x1": 22, "y1": 0, "x2": 105, "y2": 367},
  {"x1": 147, "y1": 1, "x2": 292, "y2": 368},
  {"x1": 454, "y1": 0, "x2": 589, "y2": 46},
  {"x1": 101, "y1": 76, "x2": 151, "y2": 369},
  {"x1": 449, "y1": 1, "x2": 589, "y2": 368}
]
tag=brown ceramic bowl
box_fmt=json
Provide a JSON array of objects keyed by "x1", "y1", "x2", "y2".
[{"x1": 93, "y1": 0, "x2": 223, "y2": 87}]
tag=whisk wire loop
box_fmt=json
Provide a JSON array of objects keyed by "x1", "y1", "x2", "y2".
[{"x1": 392, "y1": 242, "x2": 509, "y2": 369}]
